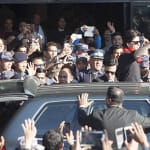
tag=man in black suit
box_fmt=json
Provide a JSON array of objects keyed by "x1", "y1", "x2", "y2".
[{"x1": 78, "y1": 86, "x2": 150, "y2": 150}]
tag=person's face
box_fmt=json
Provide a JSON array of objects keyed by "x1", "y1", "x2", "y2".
[
  {"x1": 63, "y1": 43, "x2": 73, "y2": 55},
  {"x1": 0, "y1": 39, "x2": 5, "y2": 52},
  {"x1": 105, "y1": 65, "x2": 117, "y2": 81},
  {"x1": 33, "y1": 14, "x2": 41, "y2": 25},
  {"x1": 58, "y1": 68, "x2": 73, "y2": 84},
  {"x1": 32, "y1": 58, "x2": 45, "y2": 69},
  {"x1": 19, "y1": 22, "x2": 27, "y2": 33},
  {"x1": 58, "y1": 18, "x2": 66, "y2": 29},
  {"x1": 85, "y1": 37, "x2": 94, "y2": 44},
  {"x1": 15, "y1": 61, "x2": 27, "y2": 72},
  {"x1": 112, "y1": 35, "x2": 123, "y2": 46},
  {"x1": 104, "y1": 30, "x2": 111, "y2": 42},
  {"x1": 47, "y1": 45, "x2": 58, "y2": 59},
  {"x1": 1, "y1": 60, "x2": 13, "y2": 71},
  {"x1": 4, "y1": 19, "x2": 13, "y2": 31},
  {"x1": 127, "y1": 36, "x2": 140, "y2": 50},
  {"x1": 18, "y1": 47, "x2": 27, "y2": 53},
  {"x1": 89, "y1": 58, "x2": 103, "y2": 71},
  {"x1": 76, "y1": 61, "x2": 88, "y2": 71},
  {"x1": 36, "y1": 72, "x2": 46, "y2": 84},
  {"x1": 112, "y1": 48, "x2": 123, "y2": 59}
]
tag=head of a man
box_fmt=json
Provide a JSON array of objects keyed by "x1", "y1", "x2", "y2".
[
  {"x1": 13, "y1": 52, "x2": 28, "y2": 72},
  {"x1": 125, "y1": 29, "x2": 140, "y2": 51},
  {"x1": 106, "y1": 86, "x2": 124, "y2": 107},
  {"x1": 45, "y1": 42, "x2": 58, "y2": 59},
  {"x1": 104, "y1": 59, "x2": 118, "y2": 82},
  {"x1": 42, "y1": 129, "x2": 64, "y2": 150},
  {"x1": 89, "y1": 49, "x2": 104, "y2": 72},
  {"x1": 58, "y1": 65, "x2": 74, "y2": 84},
  {"x1": 111, "y1": 45, "x2": 123, "y2": 60},
  {"x1": 0, "y1": 51, "x2": 14, "y2": 71},
  {"x1": 111, "y1": 32, "x2": 123, "y2": 46}
]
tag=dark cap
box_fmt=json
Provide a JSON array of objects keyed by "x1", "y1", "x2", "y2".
[
  {"x1": 76, "y1": 56, "x2": 88, "y2": 62},
  {"x1": 0, "y1": 51, "x2": 13, "y2": 61},
  {"x1": 89, "y1": 49, "x2": 104, "y2": 59},
  {"x1": 13, "y1": 52, "x2": 28, "y2": 63}
]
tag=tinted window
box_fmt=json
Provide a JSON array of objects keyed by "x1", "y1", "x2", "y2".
[
  {"x1": 123, "y1": 100, "x2": 150, "y2": 116},
  {"x1": 35, "y1": 101, "x2": 81, "y2": 136},
  {"x1": 91, "y1": 100, "x2": 150, "y2": 117}
]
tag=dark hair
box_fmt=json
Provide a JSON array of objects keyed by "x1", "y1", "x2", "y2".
[
  {"x1": 111, "y1": 32, "x2": 122, "y2": 40},
  {"x1": 104, "y1": 58, "x2": 118, "y2": 67},
  {"x1": 42, "y1": 129, "x2": 63, "y2": 150},
  {"x1": 61, "y1": 64, "x2": 76, "y2": 78},
  {"x1": 28, "y1": 50, "x2": 43, "y2": 62},
  {"x1": 106, "y1": 86, "x2": 124, "y2": 104},
  {"x1": 46, "y1": 42, "x2": 58, "y2": 51},
  {"x1": 124, "y1": 29, "x2": 140, "y2": 43}
]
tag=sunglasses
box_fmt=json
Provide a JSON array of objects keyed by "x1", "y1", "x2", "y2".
[
  {"x1": 131, "y1": 41, "x2": 140, "y2": 44},
  {"x1": 105, "y1": 71, "x2": 115, "y2": 75}
]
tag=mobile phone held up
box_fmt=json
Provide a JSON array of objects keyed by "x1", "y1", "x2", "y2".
[
  {"x1": 123, "y1": 126, "x2": 133, "y2": 143},
  {"x1": 80, "y1": 131, "x2": 104, "y2": 148},
  {"x1": 63, "y1": 122, "x2": 70, "y2": 137},
  {"x1": 115, "y1": 126, "x2": 133, "y2": 149}
]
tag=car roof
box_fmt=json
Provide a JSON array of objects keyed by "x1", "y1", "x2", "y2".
[{"x1": 0, "y1": 77, "x2": 149, "y2": 100}]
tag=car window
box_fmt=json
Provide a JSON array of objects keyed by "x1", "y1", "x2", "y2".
[
  {"x1": 90, "y1": 100, "x2": 150, "y2": 117},
  {"x1": 35, "y1": 101, "x2": 81, "y2": 137},
  {"x1": 123, "y1": 100, "x2": 150, "y2": 116}
]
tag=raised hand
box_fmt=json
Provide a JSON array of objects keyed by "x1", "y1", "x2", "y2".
[
  {"x1": 0, "y1": 136, "x2": 5, "y2": 150},
  {"x1": 107, "y1": 21, "x2": 116, "y2": 33},
  {"x1": 21, "y1": 118, "x2": 37, "y2": 149},
  {"x1": 78, "y1": 93, "x2": 94, "y2": 108}
]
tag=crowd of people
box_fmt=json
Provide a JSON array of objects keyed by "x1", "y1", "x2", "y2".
[
  {"x1": 0, "y1": 12, "x2": 150, "y2": 150},
  {"x1": 0, "y1": 13, "x2": 149, "y2": 84}
]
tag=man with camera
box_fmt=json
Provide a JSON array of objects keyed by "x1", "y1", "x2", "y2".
[{"x1": 78, "y1": 86, "x2": 150, "y2": 150}]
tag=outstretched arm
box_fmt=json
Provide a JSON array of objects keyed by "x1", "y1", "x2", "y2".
[{"x1": 134, "y1": 43, "x2": 150, "y2": 58}]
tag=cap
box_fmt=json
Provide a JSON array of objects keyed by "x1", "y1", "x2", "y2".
[
  {"x1": 89, "y1": 49, "x2": 104, "y2": 59},
  {"x1": 76, "y1": 56, "x2": 87, "y2": 62},
  {"x1": 140, "y1": 61, "x2": 149, "y2": 68},
  {"x1": 76, "y1": 43, "x2": 89, "y2": 52},
  {"x1": 13, "y1": 52, "x2": 28, "y2": 63},
  {"x1": 0, "y1": 51, "x2": 13, "y2": 61},
  {"x1": 140, "y1": 55, "x2": 149, "y2": 68}
]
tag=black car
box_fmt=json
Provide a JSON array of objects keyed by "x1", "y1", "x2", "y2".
[{"x1": 1, "y1": 77, "x2": 150, "y2": 150}]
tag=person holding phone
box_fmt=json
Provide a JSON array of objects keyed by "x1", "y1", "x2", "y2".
[{"x1": 78, "y1": 86, "x2": 150, "y2": 150}]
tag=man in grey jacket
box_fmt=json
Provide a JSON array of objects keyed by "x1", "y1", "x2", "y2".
[{"x1": 78, "y1": 86, "x2": 150, "y2": 150}]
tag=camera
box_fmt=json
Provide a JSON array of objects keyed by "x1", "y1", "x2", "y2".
[
  {"x1": 80, "y1": 131, "x2": 104, "y2": 148},
  {"x1": 63, "y1": 122, "x2": 70, "y2": 136}
]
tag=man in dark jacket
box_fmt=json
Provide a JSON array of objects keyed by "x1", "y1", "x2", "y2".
[{"x1": 78, "y1": 86, "x2": 150, "y2": 150}]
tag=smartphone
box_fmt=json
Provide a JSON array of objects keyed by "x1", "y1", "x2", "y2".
[
  {"x1": 76, "y1": 34, "x2": 82, "y2": 39},
  {"x1": 63, "y1": 122, "x2": 70, "y2": 136},
  {"x1": 123, "y1": 126, "x2": 133, "y2": 143},
  {"x1": 115, "y1": 127, "x2": 124, "y2": 149},
  {"x1": 115, "y1": 126, "x2": 133, "y2": 149},
  {"x1": 80, "y1": 131, "x2": 104, "y2": 148}
]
